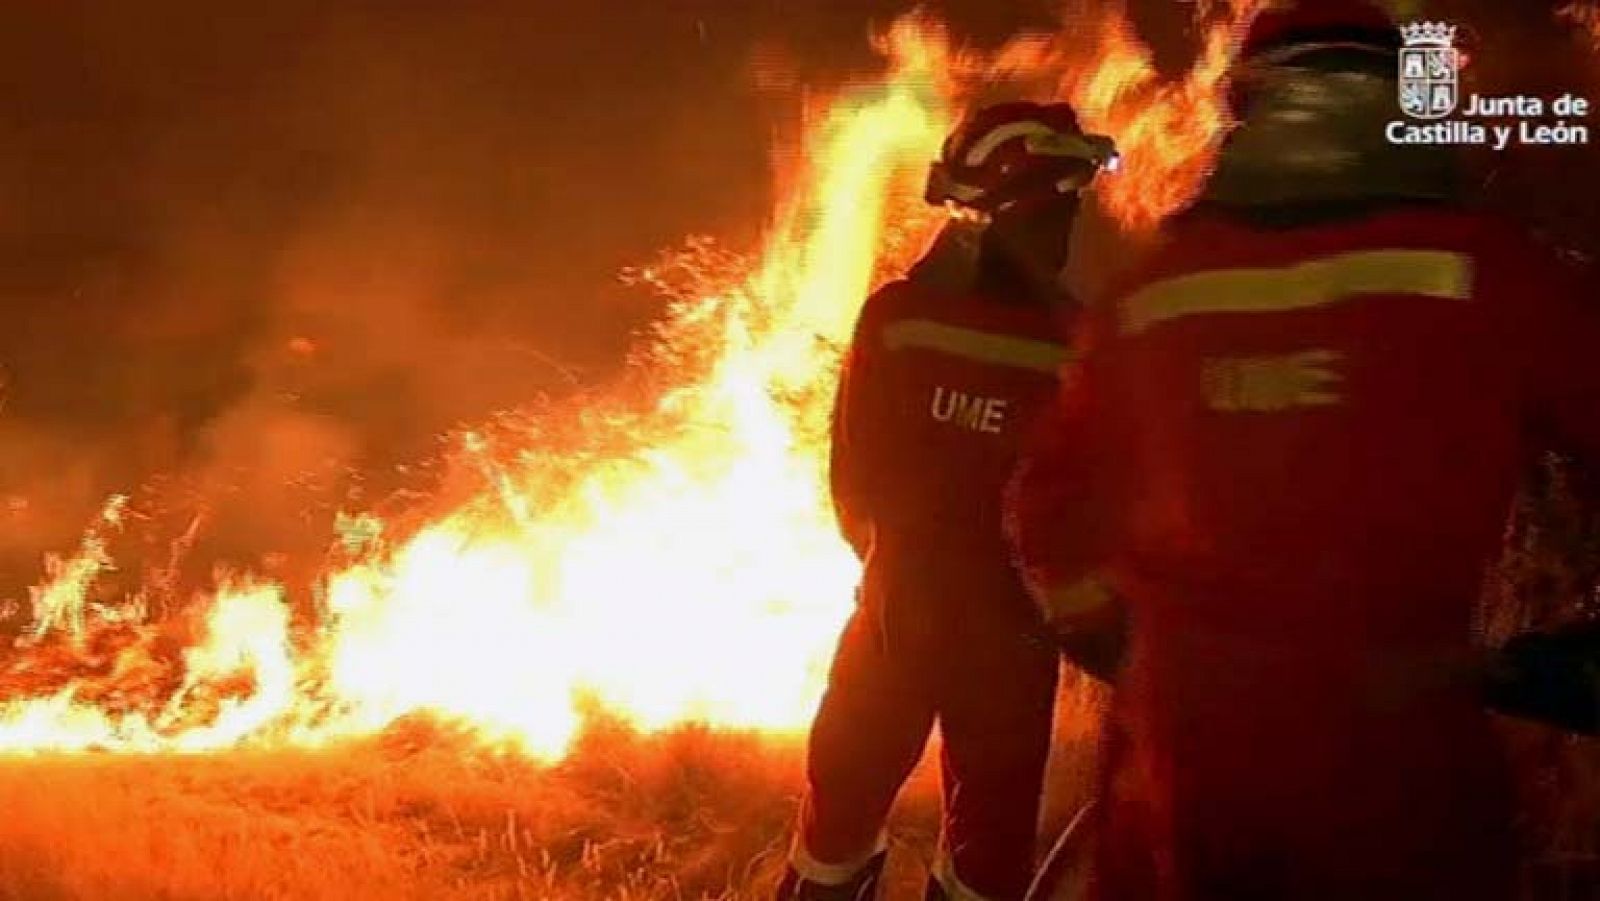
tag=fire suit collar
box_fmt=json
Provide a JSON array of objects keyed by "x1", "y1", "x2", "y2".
[
  {"x1": 905, "y1": 221, "x2": 983, "y2": 293},
  {"x1": 1202, "y1": 68, "x2": 1463, "y2": 210},
  {"x1": 904, "y1": 221, "x2": 1074, "y2": 309}
]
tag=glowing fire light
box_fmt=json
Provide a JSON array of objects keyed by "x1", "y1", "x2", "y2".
[
  {"x1": 0, "y1": 18, "x2": 958, "y2": 760},
  {"x1": 986, "y1": 0, "x2": 1264, "y2": 232},
  {"x1": 0, "y1": 4, "x2": 1254, "y2": 761},
  {"x1": 1560, "y1": 1, "x2": 1600, "y2": 51},
  {"x1": 22, "y1": 496, "x2": 128, "y2": 650}
]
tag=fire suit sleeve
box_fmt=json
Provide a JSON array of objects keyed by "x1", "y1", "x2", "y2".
[
  {"x1": 1004, "y1": 309, "x2": 1129, "y2": 680},
  {"x1": 829, "y1": 287, "x2": 896, "y2": 560}
]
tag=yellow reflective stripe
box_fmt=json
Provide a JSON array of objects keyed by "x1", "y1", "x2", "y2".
[
  {"x1": 1119, "y1": 249, "x2": 1474, "y2": 336},
  {"x1": 881, "y1": 319, "x2": 1072, "y2": 373}
]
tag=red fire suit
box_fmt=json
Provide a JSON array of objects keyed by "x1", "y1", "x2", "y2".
[
  {"x1": 1008, "y1": 202, "x2": 1600, "y2": 900},
  {"x1": 800, "y1": 278, "x2": 1071, "y2": 899}
]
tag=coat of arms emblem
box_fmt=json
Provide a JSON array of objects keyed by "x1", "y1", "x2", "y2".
[{"x1": 1399, "y1": 21, "x2": 1460, "y2": 120}]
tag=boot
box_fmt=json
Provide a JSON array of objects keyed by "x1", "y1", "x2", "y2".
[{"x1": 774, "y1": 850, "x2": 888, "y2": 901}]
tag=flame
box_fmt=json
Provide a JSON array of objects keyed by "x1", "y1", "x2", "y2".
[
  {"x1": 1560, "y1": 1, "x2": 1600, "y2": 51},
  {"x1": 985, "y1": 0, "x2": 1263, "y2": 232},
  {"x1": 0, "y1": 5, "x2": 1256, "y2": 761},
  {"x1": 161, "y1": 583, "x2": 298, "y2": 753},
  {"x1": 22, "y1": 495, "x2": 128, "y2": 650},
  {"x1": 1073, "y1": 3, "x2": 1258, "y2": 232},
  {"x1": 0, "y1": 19, "x2": 956, "y2": 761}
]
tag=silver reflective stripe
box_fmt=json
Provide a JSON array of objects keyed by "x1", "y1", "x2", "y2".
[
  {"x1": 962, "y1": 119, "x2": 1107, "y2": 167},
  {"x1": 1118, "y1": 249, "x2": 1474, "y2": 337},
  {"x1": 788, "y1": 831, "x2": 887, "y2": 887},
  {"x1": 882, "y1": 319, "x2": 1073, "y2": 373},
  {"x1": 964, "y1": 120, "x2": 1059, "y2": 166},
  {"x1": 944, "y1": 180, "x2": 988, "y2": 204}
]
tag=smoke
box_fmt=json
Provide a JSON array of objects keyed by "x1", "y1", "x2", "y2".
[
  {"x1": 0, "y1": 0, "x2": 1094, "y2": 602},
  {"x1": 0, "y1": 1, "x2": 791, "y2": 595}
]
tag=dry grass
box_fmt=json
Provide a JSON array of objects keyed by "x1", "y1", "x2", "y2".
[
  {"x1": 0, "y1": 688, "x2": 1105, "y2": 901},
  {"x1": 0, "y1": 669, "x2": 1589, "y2": 900},
  {"x1": 0, "y1": 722, "x2": 826, "y2": 901}
]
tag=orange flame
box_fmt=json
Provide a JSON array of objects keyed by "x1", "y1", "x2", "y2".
[
  {"x1": 987, "y1": 0, "x2": 1262, "y2": 232},
  {"x1": 21, "y1": 495, "x2": 128, "y2": 650},
  {"x1": 0, "y1": 6, "x2": 1256, "y2": 760},
  {"x1": 0, "y1": 19, "x2": 957, "y2": 760},
  {"x1": 1560, "y1": 1, "x2": 1600, "y2": 51}
]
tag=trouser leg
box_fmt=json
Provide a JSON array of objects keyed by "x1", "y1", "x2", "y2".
[
  {"x1": 795, "y1": 605, "x2": 937, "y2": 879},
  {"x1": 932, "y1": 620, "x2": 1060, "y2": 900}
]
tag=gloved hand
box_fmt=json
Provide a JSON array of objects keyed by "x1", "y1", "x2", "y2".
[{"x1": 1483, "y1": 620, "x2": 1600, "y2": 735}]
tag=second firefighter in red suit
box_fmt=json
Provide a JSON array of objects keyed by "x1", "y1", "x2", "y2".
[
  {"x1": 1008, "y1": 3, "x2": 1600, "y2": 899},
  {"x1": 777, "y1": 103, "x2": 1119, "y2": 901}
]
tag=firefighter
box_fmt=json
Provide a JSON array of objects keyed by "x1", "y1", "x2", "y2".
[
  {"x1": 776, "y1": 102, "x2": 1117, "y2": 901},
  {"x1": 1006, "y1": 2, "x2": 1600, "y2": 899}
]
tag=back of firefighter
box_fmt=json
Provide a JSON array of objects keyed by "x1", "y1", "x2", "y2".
[
  {"x1": 777, "y1": 103, "x2": 1118, "y2": 901},
  {"x1": 1007, "y1": 4, "x2": 1600, "y2": 900}
]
